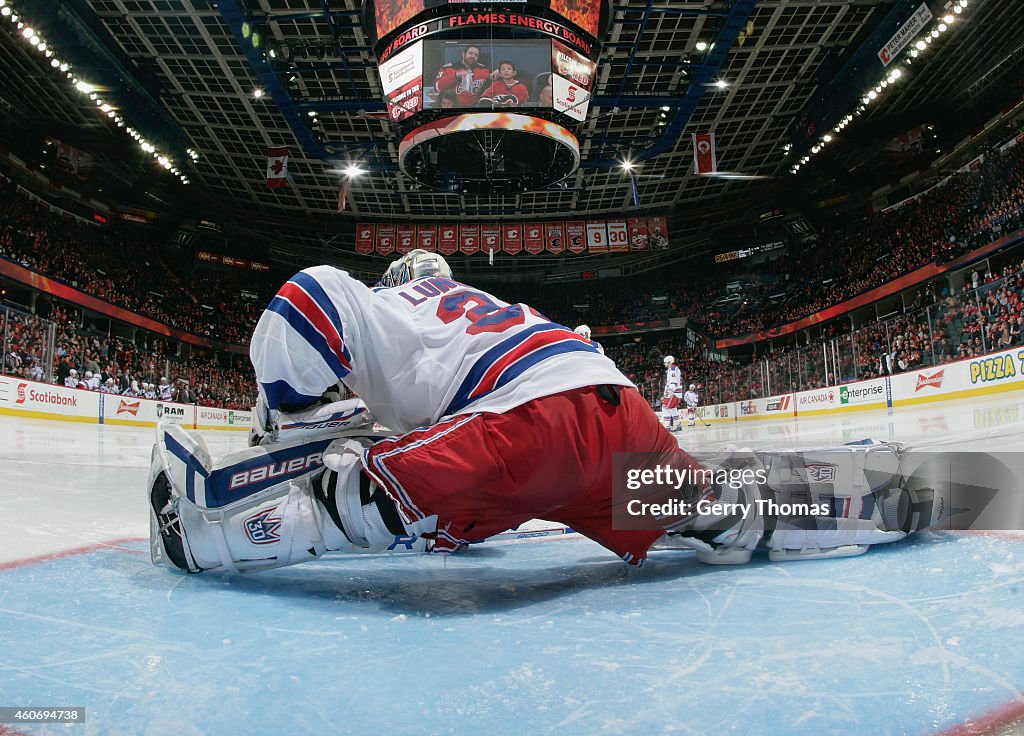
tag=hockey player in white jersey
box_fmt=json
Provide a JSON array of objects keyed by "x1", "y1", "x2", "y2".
[
  {"x1": 574, "y1": 324, "x2": 604, "y2": 355},
  {"x1": 149, "y1": 250, "x2": 953, "y2": 575},
  {"x1": 683, "y1": 383, "x2": 699, "y2": 427},
  {"x1": 661, "y1": 355, "x2": 683, "y2": 431}
]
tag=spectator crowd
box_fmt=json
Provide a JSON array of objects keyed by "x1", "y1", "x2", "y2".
[{"x1": 0, "y1": 129, "x2": 1023, "y2": 412}]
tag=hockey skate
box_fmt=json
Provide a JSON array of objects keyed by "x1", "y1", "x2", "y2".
[{"x1": 657, "y1": 440, "x2": 953, "y2": 564}]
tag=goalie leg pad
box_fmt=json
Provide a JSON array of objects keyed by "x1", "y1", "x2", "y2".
[
  {"x1": 662, "y1": 440, "x2": 947, "y2": 564},
  {"x1": 149, "y1": 426, "x2": 413, "y2": 573}
]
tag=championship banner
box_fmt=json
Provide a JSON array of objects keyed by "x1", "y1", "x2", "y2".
[
  {"x1": 376, "y1": 224, "x2": 396, "y2": 255},
  {"x1": 481, "y1": 224, "x2": 502, "y2": 255},
  {"x1": 396, "y1": 225, "x2": 417, "y2": 254},
  {"x1": 648, "y1": 216, "x2": 669, "y2": 249},
  {"x1": 438, "y1": 224, "x2": 458, "y2": 255},
  {"x1": 417, "y1": 224, "x2": 437, "y2": 252},
  {"x1": 606, "y1": 220, "x2": 629, "y2": 252},
  {"x1": 503, "y1": 223, "x2": 523, "y2": 254},
  {"x1": 545, "y1": 222, "x2": 566, "y2": 254},
  {"x1": 566, "y1": 221, "x2": 586, "y2": 253},
  {"x1": 628, "y1": 218, "x2": 648, "y2": 250},
  {"x1": 355, "y1": 223, "x2": 375, "y2": 255},
  {"x1": 586, "y1": 221, "x2": 608, "y2": 252},
  {"x1": 460, "y1": 223, "x2": 480, "y2": 255},
  {"x1": 524, "y1": 223, "x2": 545, "y2": 254}
]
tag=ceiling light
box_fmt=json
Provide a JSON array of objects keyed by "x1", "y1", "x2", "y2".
[
  {"x1": 695, "y1": 41, "x2": 707, "y2": 51},
  {"x1": 938, "y1": 23, "x2": 947, "y2": 32},
  {"x1": 0, "y1": 7, "x2": 9, "y2": 16},
  {"x1": 916, "y1": 40, "x2": 926, "y2": 50},
  {"x1": 253, "y1": 88, "x2": 264, "y2": 98},
  {"x1": 715, "y1": 79, "x2": 728, "y2": 89},
  {"x1": 823, "y1": 134, "x2": 832, "y2": 142},
  {"x1": 867, "y1": 90, "x2": 878, "y2": 100},
  {"x1": 944, "y1": 14, "x2": 954, "y2": 22},
  {"x1": 621, "y1": 160, "x2": 635, "y2": 171},
  {"x1": 344, "y1": 165, "x2": 365, "y2": 177},
  {"x1": 953, "y1": 4, "x2": 962, "y2": 12}
]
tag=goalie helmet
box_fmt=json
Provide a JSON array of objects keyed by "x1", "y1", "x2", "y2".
[
  {"x1": 663, "y1": 355, "x2": 675, "y2": 367},
  {"x1": 689, "y1": 384, "x2": 696, "y2": 390},
  {"x1": 574, "y1": 324, "x2": 591, "y2": 340},
  {"x1": 378, "y1": 249, "x2": 452, "y2": 288}
]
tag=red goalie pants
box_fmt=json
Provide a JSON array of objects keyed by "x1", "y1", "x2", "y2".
[{"x1": 362, "y1": 385, "x2": 705, "y2": 564}]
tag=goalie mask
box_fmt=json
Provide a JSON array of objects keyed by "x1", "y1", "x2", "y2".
[{"x1": 378, "y1": 249, "x2": 452, "y2": 288}]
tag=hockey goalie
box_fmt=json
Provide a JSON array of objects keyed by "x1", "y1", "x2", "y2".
[{"x1": 148, "y1": 250, "x2": 952, "y2": 574}]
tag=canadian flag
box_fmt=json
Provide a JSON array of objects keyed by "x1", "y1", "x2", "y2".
[
  {"x1": 266, "y1": 147, "x2": 289, "y2": 188},
  {"x1": 692, "y1": 133, "x2": 716, "y2": 175}
]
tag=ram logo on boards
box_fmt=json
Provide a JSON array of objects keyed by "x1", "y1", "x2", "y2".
[{"x1": 156, "y1": 404, "x2": 186, "y2": 419}]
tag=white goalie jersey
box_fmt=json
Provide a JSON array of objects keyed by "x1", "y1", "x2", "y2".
[{"x1": 251, "y1": 266, "x2": 632, "y2": 434}]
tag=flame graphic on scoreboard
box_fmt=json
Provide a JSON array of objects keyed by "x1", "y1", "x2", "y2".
[{"x1": 399, "y1": 113, "x2": 579, "y2": 164}]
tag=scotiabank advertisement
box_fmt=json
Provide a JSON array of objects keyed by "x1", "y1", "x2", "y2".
[
  {"x1": 0, "y1": 377, "x2": 249, "y2": 430},
  {"x1": 0, "y1": 377, "x2": 99, "y2": 420}
]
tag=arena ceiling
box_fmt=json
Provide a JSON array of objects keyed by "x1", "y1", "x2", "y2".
[{"x1": 0, "y1": 0, "x2": 1021, "y2": 273}]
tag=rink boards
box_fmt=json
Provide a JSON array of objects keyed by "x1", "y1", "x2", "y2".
[
  {"x1": 0, "y1": 377, "x2": 252, "y2": 430},
  {"x1": 695, "y1": 345, "x2": 1024, "y2": 423}
]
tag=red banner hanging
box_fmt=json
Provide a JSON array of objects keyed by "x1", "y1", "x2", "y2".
[
  {"x1": 503, "y1": 223, "x2": 523, "y2": 254},
  {"x1": 566, "y1": 221, "x2": 586, "y2": 253},
  {"x1": 545, "y1": 222, "x2": 566, "y2": 254},
  {"x1": 417, "y1": 225, "x2": 437, "y2": 252},
  {"x1": 376, "y1": 224, "x2": 396, "y2": 255},
  {"x1": 481, "y1": 224, "x2": 502, "y2": 255},
  {"x1": 524, "y1": 223, "x2": 545, "y2": 254},
  {"x1": 460, "y1": 223, "x2": 480, "y2": 255},
  {"x1": 396, "y1": 225, "x2": 416, "y2": 254},
  {"x1": 627, "y1": 218, "x2": 649, "y2": 250},
  {"x1": 438, "y1": 224, "x2": 458, "y2": 255},
  {"x1": 647, "y1": 216, "x2": 669, "y2": 249},
  {"x1": 355, "y1": 223, "x2": 375, "y2": 255}
]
